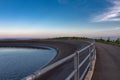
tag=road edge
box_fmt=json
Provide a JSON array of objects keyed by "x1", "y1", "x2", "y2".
[{"x1": 84, "y1": 52, "x2": 96, "y2": 80}]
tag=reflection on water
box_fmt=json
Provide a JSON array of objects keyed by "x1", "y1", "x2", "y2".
[{"x1": 0, "y1": 47, "x2": 56, "y2": 80}]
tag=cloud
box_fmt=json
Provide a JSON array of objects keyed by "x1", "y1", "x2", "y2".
[
  {"x1": 83, "y1": 27, "x2": 120, "y2": 38},
  {"x1": 114, "y1": 27, "x2": 120, "y2": 30},
  {"x1": 93, "y1": 0, "x2": 120, "y2": 22},
  {"x1": 102, "y1": 27, "x2": 120, "y2": 31}
]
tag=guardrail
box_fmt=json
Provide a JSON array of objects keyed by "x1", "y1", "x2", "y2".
[{"x1": 23, "y1": 42, "x2": 96, "y2": 80}]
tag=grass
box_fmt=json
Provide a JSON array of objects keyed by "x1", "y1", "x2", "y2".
[
  {"x1": 31, "y1": 37, "x2": 120, "y2": 47},
  {"x1": 48, "y1": 37, "x2": 120, "y2": 47},
  {"x1": 47, "y1": 37, "x2": 93, "y2": 41},
  {"x1": 95, "y1": 38, "x2": 120, "y2": 47}
]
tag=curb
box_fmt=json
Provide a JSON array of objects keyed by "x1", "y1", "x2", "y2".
[{"x1": 84, "y1": 53, "x2": 96, "y2": 80}]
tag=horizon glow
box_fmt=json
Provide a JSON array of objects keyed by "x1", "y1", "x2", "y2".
[{"x1": 0, "y1": 0, "x2": 120, "y2": 39}]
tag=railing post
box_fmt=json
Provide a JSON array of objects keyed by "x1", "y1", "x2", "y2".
[
  {"x1": 89, "y1": 45, "x2": 92, "y2": 71},
  {"x1": 93, "y1": 44, "x2": 96, "y2": 60},
  {"x1": 74, "y1": 51, "x2": 79, "y2": 80},
  {"x1": 91, "y1": 43, "x2": 96, "y2": 61}
]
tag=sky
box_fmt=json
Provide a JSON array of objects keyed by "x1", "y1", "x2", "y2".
[{"x1": 0, "y1": 0, "x2": 120, "y2": 39}]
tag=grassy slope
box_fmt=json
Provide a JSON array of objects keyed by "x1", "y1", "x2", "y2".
[
  {"x1": 47, "y1": 37, "x2": 120, "y2": 47},
  {"x1": 95, "y1": 39, "x2": 120, "y2": 47},
  {"x1": 47, "y1": 37, "x2": 92, "y2": 41},
  {"x1": 30, "y1": 37, "x2": 120, "y2": 47}
]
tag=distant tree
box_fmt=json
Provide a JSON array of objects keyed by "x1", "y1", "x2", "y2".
[
  {"x1": 107, "y1": 37, "x2": 110, "y2": 42},
  {"x1": 115, "y1": 38, "x2": 120, "y2": 44},
  {"x1": 100, "y1": 37, "x2": 103, "y2": 40},
  {"x1": 96, "y1": 37, "x2": 105, "y2": 42}
]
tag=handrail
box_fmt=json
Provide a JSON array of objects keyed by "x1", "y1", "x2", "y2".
[{"x1": 23, "y1": 42, "x2": 96, "y2": 80}]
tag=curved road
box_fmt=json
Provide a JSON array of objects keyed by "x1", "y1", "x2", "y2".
[{"x1": 92, "y1": 43, "x2": 120, "y2": 80}]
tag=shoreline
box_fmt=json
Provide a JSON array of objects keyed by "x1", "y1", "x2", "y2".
[{"x1": 0, "y1": 44, "x2": 51, "y2": 50}]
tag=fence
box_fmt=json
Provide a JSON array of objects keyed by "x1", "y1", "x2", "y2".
[{"x1": 23, "y1": 42, "x2": 96, "y2": 80}]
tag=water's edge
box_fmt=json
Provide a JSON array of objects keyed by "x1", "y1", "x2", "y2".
[{"x1": 0, "y1": 44, "x2": 58, "y2": 80}]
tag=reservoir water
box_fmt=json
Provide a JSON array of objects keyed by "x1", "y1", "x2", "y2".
[{"x1": 0, "y1": 47, "x2": 57, "y2": 80}]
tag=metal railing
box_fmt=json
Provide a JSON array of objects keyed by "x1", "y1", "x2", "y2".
[{"x1": 23, "y1": 42, "x2": 96, "y2": 80}]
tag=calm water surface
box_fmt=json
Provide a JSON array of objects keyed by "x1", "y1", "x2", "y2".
[{"x1": 0, "y1": 47, "x2": 57, "y2": 80}]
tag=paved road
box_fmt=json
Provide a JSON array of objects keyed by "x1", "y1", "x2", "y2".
[{"x1": 92, "y1": 43, "x2": 120, "y2": 80}]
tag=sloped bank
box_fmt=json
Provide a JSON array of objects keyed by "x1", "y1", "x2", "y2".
[{"x1": 0, "y1": 40, "x2": 89, "y2": 80}]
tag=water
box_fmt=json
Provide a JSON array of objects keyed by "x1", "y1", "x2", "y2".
[{"x1": 0, "y1": 47, "x2": 57, "y2": 80}]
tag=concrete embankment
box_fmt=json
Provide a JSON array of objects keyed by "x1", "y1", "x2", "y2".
[{"x1": 0, "y1": 40, "x2": 90, "y2": 80}]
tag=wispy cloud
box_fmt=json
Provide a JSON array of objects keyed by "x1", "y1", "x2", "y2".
[
  {"x1": 82, "y1": 27, "x2": 120, "y2": 38},
  {"x1": 100, "y1": 27, "x2": 120, "y2": 31},
  {"x1": 93, "y1": 0, "x2": 120, "y2": 22}
]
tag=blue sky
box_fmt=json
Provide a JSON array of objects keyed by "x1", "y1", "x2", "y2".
[{"x1": 0, "y1": 0, "x2": 120, "y2": 38}]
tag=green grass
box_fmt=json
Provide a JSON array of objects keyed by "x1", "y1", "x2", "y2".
[
  {"x1": 95, "y1": 38, "x2": 120, "y2": 47},
  {"x1": 48, "y1": 37, "x2": 120, "y2": 47},
  {"x1": 47, "y1": 37, "x2": 93, "y2": 41},
  {"x1": 31, "y1": 37, "x2": 120, "y2": 47}
]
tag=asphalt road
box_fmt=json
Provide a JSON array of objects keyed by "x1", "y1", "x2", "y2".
[{"x1": 92, "y1": 43, "x2": 120, "y2": 80}]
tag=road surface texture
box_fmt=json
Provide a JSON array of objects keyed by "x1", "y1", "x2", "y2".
[
  {"x1": 92, "y1": 43, "x2": 120, "y2": 80},
  {"x1": 0, "y1": 40, "x2": 90, "y2": 80}
]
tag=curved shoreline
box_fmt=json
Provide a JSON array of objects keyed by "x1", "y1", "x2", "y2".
[
  {"x1": 0, "y1": 44, "x2": 50, "y2": 50},
  {"x1": 0, "y1": 40, "x2": 90, "y2": 80}
]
